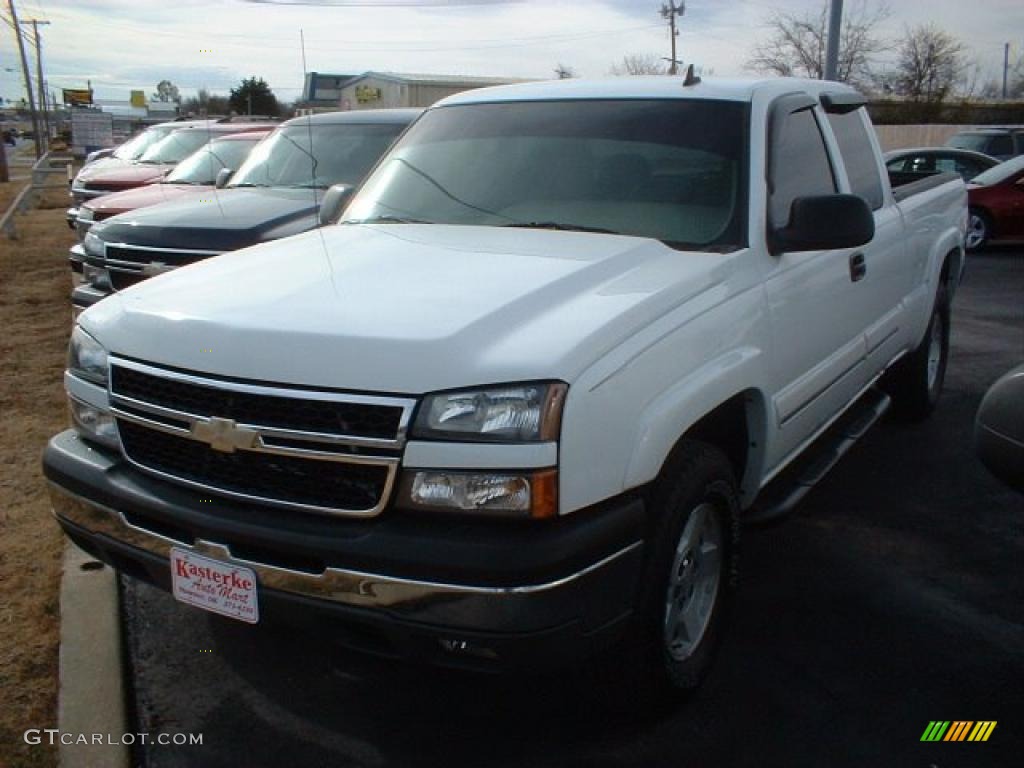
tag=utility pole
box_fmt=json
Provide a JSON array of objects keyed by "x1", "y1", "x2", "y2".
[
  {"x1": 824, "y1": 0, "x2": 843, "y2": 81},
  {"x1": 660, "y1": 2, "x2": 685, "y2": 76},
  {"x1": 20, "y1": 19, "x2": 51, "y2": 150},
  {"x1": 1002, "y1": 43, "x2": 1010, "y2": 100},
  {"x1": 7, "y1": 0, "x2": 42, "y2": 158}
]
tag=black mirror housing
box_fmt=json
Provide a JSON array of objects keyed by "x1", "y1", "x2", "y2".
[
  {"x1": 771, "y1": 194, "x2": 874, "y2": 254},
  {"x1": 318, "y1": 184, "x2": 356, "y2": 227},
  {"x1": 214, "y1": 168, "x2": 233, "y2": 189}
]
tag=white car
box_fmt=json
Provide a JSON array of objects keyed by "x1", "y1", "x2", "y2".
[{"x1": 45, "y1": 76, "x2": 966, "y2": 700}]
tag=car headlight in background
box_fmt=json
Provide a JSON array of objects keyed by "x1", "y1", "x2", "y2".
[
  {"x1": 413, "y1": 382, "x2": 567, "y2": 442},
  {"x1": 68, "y1": 325, "x2": 109, "y2": 386},
  {"x1": 77, "y1": 207, "x2": 94, "y2": 222},
  {"x1": 82, "y1": 230, "x2": 104, "y2": 257},
  {"x1": 397, "y1": 469, "x2": 558, "y2": 519}
]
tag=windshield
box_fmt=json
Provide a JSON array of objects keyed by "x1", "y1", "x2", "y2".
[
  {"x1": 113, "y1": 126, "x2": 174, "y2": 161},
  {"x1": 228, "y1": 121, "x2": 406, "y2": 189},
  {"x1": 341, "y1": 100, "x2": 748, "y2": 251},
  {"x1": 138, "y1": 130, "x2": 214, "y2": 165},
  {"x1": 970, "y1": 155, "x2": 1024, "y2": 186},
  {"x1": 165, "y1": 137, "x2": 263, "y2": 185}
]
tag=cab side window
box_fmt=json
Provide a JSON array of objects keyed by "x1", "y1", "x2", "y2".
[
  {"x1": 827, "y1": 108, "x2": 885, "y2": 210},
  {"x1": 769, "y1": 108, "x2": 837, "y2": 230}
]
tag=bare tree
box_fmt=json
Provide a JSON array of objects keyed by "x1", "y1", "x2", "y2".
[
  {"x1": 746, "y1": 0, "x2": 889, "y2": 88},
  {"x1": 153, "y1": 80, "x2": 181, "y2": 104},
  {"x1": 893, "y1": 24, "x2": 966, "y2": 103},
  {"x1": 609, "y1": 53, "x2": 668, "y2": 76},
  {"x1": 553, "y1": 63, "x2": 576, "y2": 80}
]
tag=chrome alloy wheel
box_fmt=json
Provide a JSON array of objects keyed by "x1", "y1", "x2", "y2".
[
  {"x1": 966, "y1": 213, "x2": 987, "y2": 250},
  {"x1": 927, "y1": 311, "x2": 944, "y2": 392},
  {"x1": 664, "y1": 501, "x2": 722, "y2": 662}
]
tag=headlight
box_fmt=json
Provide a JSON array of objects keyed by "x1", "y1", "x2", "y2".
[
  {"x1": 78, "y1": 206, "x2": 95, "y2": 222},
  {"x1": 397, "y1": 469, "x2": 557, "y2": 519},
  {"x1": 83, "y1": 230, "x2": 104, "y2": 257},
  {"x1": 413, "y1": 382, "x2": 567, "y2": 442},
  {"x1": 68, "y1": 325, "x2": 109, "y2": 386},
  {"x1": 69, "y1": 397, "x2": 120, "y2": 450}
]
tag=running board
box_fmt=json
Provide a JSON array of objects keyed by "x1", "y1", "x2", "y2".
[{"x1": 746, "y1": 388, "x2": 891, "y2": 524}]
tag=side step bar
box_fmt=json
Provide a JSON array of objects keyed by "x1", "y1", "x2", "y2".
[{"x1": 747, "y1": 388, "x2": 891, "y2": 524}]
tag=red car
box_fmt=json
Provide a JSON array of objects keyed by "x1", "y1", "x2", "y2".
[
  {"x1": 76, "y1": 130, "x2": 271, "y2": 236},
  {"x1": 967, "y1": 155, "x2": 1024, "y2": 250}
]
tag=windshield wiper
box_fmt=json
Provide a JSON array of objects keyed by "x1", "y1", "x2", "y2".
[
  {"x1": 503, "y1": 221, "x2": 621, "y2": 235},
  {"x1": 346, "y1": 214, "x2": 435, "y2": 225},
  {"x1": 228, "y1": 182, "x2": 269, "y2": 188}
]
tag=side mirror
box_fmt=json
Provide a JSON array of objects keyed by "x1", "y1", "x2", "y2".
[
  {"x1": 771, "y1": 194, "x2": 874, "y2": 254},
  {"x1": 318, "y1": 184, "x2": 356, "y2": 226},
  {"x1": 214, "y1": 168, "x2": 232, "y2": 189}
]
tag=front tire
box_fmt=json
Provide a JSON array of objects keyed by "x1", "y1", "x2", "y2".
[
  {"x1": 883, "y1": 285, "x2": 950, "y2": 421},
  {"x1": 610, "y1": 440, "x2": 739, "y2": 706}
]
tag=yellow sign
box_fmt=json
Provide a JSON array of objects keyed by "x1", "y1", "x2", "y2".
[
  {"x1": 355, "y1": 85, "x2": 382, "y2": 104},
  {"x1": 130, "y1": 90, "x2": 146, "y2": 107},
  {"x1": 63, "y1": 88, "x2": 93, "y2": 106}
]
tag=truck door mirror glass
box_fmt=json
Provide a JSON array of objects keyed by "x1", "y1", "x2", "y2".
[
  {"x1": 318, "y1": 184, "x2": 355, "y2": 226},
  {"x1": 771, "y1": 194, "x2": 874, "y2": 253},
  {"x1": 215, "y1": 168, "x2": 232, "y2": 189}
]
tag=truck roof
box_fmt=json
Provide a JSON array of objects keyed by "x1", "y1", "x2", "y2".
[
  {"x1": 436, "y1": 76, "x2": 861, "y2": 107},
  {"x1": 280, "y1": 108, "x2": 423, "y2": 128}
]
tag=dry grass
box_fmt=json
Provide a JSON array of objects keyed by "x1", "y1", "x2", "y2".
[{"x1": 0, "y1": 184, "x2": 77, "y2": 768}]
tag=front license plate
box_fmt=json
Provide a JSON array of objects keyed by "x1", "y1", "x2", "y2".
[{"x1": 170, "y1": 548, "x2": 259, "y2": 624}]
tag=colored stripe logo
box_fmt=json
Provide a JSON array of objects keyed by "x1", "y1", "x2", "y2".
[{"x1": 920, "y1": 721, "x2": 997, "y2": 742}]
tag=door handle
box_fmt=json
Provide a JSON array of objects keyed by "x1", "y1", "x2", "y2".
[{"x1": 849, "y1": 252, "x2": 866, "y2": 282}]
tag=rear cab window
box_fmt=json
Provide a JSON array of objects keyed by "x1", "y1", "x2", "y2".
[{"x1": 826, "y1": 108, "x2": 884, "y2": 210}]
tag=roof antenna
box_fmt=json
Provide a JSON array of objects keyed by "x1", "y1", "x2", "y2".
[{"x1": 683, "y1": 64, "x2": 701, "y2": 87}]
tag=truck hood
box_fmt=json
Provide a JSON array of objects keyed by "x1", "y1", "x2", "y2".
[
  {"x1": 82, "y1": 224, "x2": 731, "y2": 393},
  {"x1": 78, "y1": 163, "x2": 171, "y2": 191},
  {"x1": 89, "y1": 187, "x2": 321, "y2": 252},
  {"x1": 85, "y1": 183, "x2": 208, "y2": 219}
]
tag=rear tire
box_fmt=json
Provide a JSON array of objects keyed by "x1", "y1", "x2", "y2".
[
  {"x1": 883, "y1": 285, "x2": 950, "y2": 421},
  {"x1": 602, "y1": 440, "x2": 739, "y2": 709}
]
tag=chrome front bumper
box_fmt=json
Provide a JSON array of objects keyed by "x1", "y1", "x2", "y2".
[{"x1": 51, "y1": 485, "x2": 642, "y2": 631}]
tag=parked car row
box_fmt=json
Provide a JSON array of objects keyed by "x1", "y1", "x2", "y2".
[
  {"x1": 69, "y1": 109, "x2": 419, "y2": 312},
  {"x1": 885, "y1": 145, "x2": 1024, "y2": 251}
]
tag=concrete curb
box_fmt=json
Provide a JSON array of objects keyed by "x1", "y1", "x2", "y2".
[{"x1": 58, "y1": 542, "x2": 131, "y2": 768}]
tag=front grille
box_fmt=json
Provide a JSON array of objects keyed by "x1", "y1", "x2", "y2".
[
  {"x1": 118, "y1": 421, "x2": 389, "y2": 512},
  {"x1": 112, "y1": 366, "x2": 403, "y2": 439},
  {"x1": 109, "y1": 271, "x2": 145, "y2": 291},
  {"x1": 105, "y1": 245, "x2": 210, "y2": 267},
  {"x1": 108, "y1": 360, "x2": 414, "y2": 516}
]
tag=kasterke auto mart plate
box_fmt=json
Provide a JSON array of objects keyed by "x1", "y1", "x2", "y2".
[{"x1": 170, "y1": 547, "x2": 259, "y2": 624}]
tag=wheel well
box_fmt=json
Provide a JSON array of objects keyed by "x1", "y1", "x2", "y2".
[
  {"x1": 683, "y1": 393, "x2": 752, "y2": 489},
  {"x1": 940, "y1": 247, "x2": 962, "y2": 296}
]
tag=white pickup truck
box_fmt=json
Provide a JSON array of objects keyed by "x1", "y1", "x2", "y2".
[{"x1": 44, "y1": 76, "x2": 966, "y2": 699}]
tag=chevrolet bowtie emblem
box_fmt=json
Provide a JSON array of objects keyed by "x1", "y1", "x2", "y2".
[{"x1": 190, "y1": 417, "x2": 259, "y2": 453}]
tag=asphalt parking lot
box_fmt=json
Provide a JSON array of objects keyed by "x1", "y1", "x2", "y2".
[{"x1": 121, "y1": 247, "x2": 1023, "y2": 768}]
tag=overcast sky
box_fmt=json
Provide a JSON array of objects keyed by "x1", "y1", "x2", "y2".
[{"x1": 2, "y1": 0, "x2": 1022, "y2": 105}]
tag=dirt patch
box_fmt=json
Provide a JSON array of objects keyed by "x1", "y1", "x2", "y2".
[{"x1": 0, "y1": 187, "x2": 76, "y2": 768}]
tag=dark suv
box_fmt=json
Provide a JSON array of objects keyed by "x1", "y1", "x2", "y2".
[{"x1": 945, "y1": 128, "x2": 1024, "y2": 161}]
